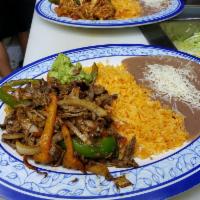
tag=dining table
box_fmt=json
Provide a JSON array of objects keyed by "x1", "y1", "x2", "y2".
[{"x1": 18, "y1": 1, "x2": 200, "y2": 200}]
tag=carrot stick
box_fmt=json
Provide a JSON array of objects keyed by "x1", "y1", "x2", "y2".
[
  {"x1": 62, "y1": 125, "x2": 84, "y2": 171},
  {"x1": 34, "y1": 94, "x2": 57, "y2": 164}
]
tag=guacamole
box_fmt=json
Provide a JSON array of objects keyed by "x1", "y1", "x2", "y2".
[{"x1": 48, "y1": 54, "x2": 97, "y2": 84}]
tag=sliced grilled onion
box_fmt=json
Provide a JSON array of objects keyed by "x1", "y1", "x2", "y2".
[
  {"x1": 66, "y1": 121, "x2": 91, "y2": 144},
  {"x1": 113, "y1": 175, "x2": 133, "y2": 188},
  {"x1": 58, "y1": 97, "x2": 107, "y2": 117},
  {"x1": 2, "y1": 133, "x2": 24, "y2": 140},
  {"x1": 16, "y1": 141, "x2": 40, "y2": 155},
  {"x1": 29, "y1": 124, "x2": 39, "y2": 133},
  {"x1": 21, "y1": 119, "x2": 39, "y2": 133},
  {"x1": 86, "y1": 162, "x2": 112, "y2": 180}
]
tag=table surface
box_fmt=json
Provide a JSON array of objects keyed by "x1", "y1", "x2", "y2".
[
  {"x1": 19, "y1": 6, "x2": 198, "y2": 200},
  {"x1": 24, "y1": 11, "x2": 149, "y2": 65}
]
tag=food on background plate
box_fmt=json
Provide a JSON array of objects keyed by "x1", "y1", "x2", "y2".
[
  {"x1": 50, "y1": 0, "x2": 169, "y2": 20},
  {"x1": 161, "y1": 21, "x2": 200, "y2": 58},
  {"x1": 111, "y1": 0, "x2": 142, "y2": 19},
  {"x1": 174, "y1": 33, "x2": 200, "y2": 57},
  {"x1": 54, "y1": 0, "x2": 116, "y2": 20},
  {"x1": 1, "y1": 53, "x2": 195, "y2": 187},
  {"x1": 53, "y1": 0, "x2": 141, "y2": 20}
]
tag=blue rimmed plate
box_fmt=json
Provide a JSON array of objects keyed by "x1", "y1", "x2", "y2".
[
  {"x1": 0, "y1": 44, "x2": 200, "y2": 200},
  {"x1": 35, "y1": 0, "x2": 185, "y2": 28}
]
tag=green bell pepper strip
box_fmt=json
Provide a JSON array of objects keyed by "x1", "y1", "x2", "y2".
[
  {"x1": 0, "y1": 87, "x2": 22, "y2": 108},
  {"x1": 3, "y1": 79, "x2": 40, "y2": 88},
  {"x1": 2, "y1": 79, "x2": 40, "y2": 92},
  {"x1": 59, "y1": 136, "x2": 117, "y2": 159},
  {"x1": 73, "y1": 136, "x2": 117, "y2": 158}
]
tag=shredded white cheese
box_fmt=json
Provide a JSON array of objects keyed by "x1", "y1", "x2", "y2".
[
  {"x1": 144, "y1": 64, "x2": 200, "y2": 109},
  {"x1": 141, "y1": 0, "x2": 166, "y2": 8}
]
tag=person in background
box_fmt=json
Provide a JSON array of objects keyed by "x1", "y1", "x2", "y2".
[{"x1": 0, "y1": 0, "x2": 35, "y2": 77}]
